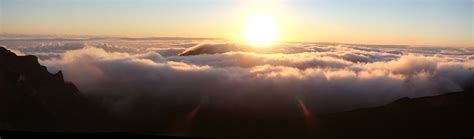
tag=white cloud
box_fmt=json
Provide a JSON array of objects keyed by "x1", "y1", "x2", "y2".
[
  {"x1": 34, "y1": 43, "x2": 474, "y2": 115},
  {"x1": 2, "y1": 39, "x2": 473, "y2": 116}
]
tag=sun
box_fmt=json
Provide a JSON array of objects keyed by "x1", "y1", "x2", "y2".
[{"x1": 244, "y1": 15, "x2": 279, "y2": 47}]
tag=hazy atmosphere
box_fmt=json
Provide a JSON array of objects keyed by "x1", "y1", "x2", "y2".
[
  {"x1": 0, "y1": 0, "x2": 473, "y2": 138},
  {"x1": 1, "y1": 0, "x2": 472, "y2": 46}
]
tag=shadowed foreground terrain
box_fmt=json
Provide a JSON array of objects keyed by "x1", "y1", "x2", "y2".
[
  {"x1": 0, "y1": 47, "x2": 473, "y2": 139},
  {"x1": 0, "y1": 47, "x2": 116, "y2": 131}
]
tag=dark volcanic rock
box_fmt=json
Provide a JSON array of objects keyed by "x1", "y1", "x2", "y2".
[{"x1": 0, "y1": 47, "x2": 114, "y2": 131}]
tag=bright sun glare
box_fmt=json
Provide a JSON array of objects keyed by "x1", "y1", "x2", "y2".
[{"x1": 244, "y1": 15, "x2": 279, "y2": 47}]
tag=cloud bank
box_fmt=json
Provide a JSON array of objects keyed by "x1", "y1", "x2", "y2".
[
  {"x1": 12, "y1": 41, "x2": 464, "y2": 113},
  {"x1": 3, "y1": 39, "x2": 473, "y2": 116}
]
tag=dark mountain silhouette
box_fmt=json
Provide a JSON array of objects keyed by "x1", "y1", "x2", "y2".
[
  {"x1": 0, "y1": 47, "x2": 114, "y2": 131},
  {"x1": 313, "y1": 89, "x2": 474, "y2": 138},
  {"x1": 1, "y1": 46, "x2": 473, "y2": 138},
  {"x1": 186, "y1": 90, "x2": 474, "y2": 139},
  {"x1": 178, "y1": 43, "x2": 280, "y2": 56},
  {"x1": 178, "y1": 43, "x2": 250, "y2": 56}
]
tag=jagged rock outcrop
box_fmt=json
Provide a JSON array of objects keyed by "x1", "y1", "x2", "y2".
[{"x1": 0, "y1": 47, "x2": 114, "y2": 131}]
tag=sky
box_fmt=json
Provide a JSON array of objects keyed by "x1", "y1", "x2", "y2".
[{"x1": 0, "y1": 0, "x2": 472, "y2": 47}]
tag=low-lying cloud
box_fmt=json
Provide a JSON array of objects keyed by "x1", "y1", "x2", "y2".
[
  {"x1": 3, "y1": 39, "x2": 474, "y2": 116},
  {"x1": 37, "y1": 48, "x2": 474, "y2": 114}
]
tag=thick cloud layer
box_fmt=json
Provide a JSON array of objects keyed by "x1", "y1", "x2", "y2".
[{"x1": 2, "y1": 38, "x2": 473, "y2": 115}]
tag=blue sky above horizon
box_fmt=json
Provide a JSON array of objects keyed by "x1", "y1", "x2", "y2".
[{"x1": 0, "y1": 0, "x2": 472, "y2": 47}]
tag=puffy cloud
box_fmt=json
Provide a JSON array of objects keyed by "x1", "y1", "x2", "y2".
[
  {"x1": 2, "y1": 37, "x2": 473, "y2": 136},
  {"x1": 37, "y1": 44, "x2": 474, "y2": 115},
  {"x1": 3, "y1": 39, "x2": 473, "y2": 116}
]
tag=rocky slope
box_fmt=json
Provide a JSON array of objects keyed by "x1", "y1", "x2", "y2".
[
  {"x1": 0, "y1": 47, "x2": 114, "y2": 131},
  {"x1": 314, "y1": 89, "x2": 474, "y2": 138},
  {"x1": 185, "y1": 89, "x2": 474, "y2": 138}
]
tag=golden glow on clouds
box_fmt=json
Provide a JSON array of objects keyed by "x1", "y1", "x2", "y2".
[{"x1": 243, "y1": 14, "x2": 279, "y2": 47}]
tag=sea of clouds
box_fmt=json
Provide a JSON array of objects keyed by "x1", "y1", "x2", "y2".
[{"x1": 1, "y1": 36, "x2": 473, "y2": 115}]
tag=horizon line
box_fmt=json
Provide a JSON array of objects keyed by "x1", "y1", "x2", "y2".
[{"x1": 0, "y1": 33, "x2": 472, "y2": 48}]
